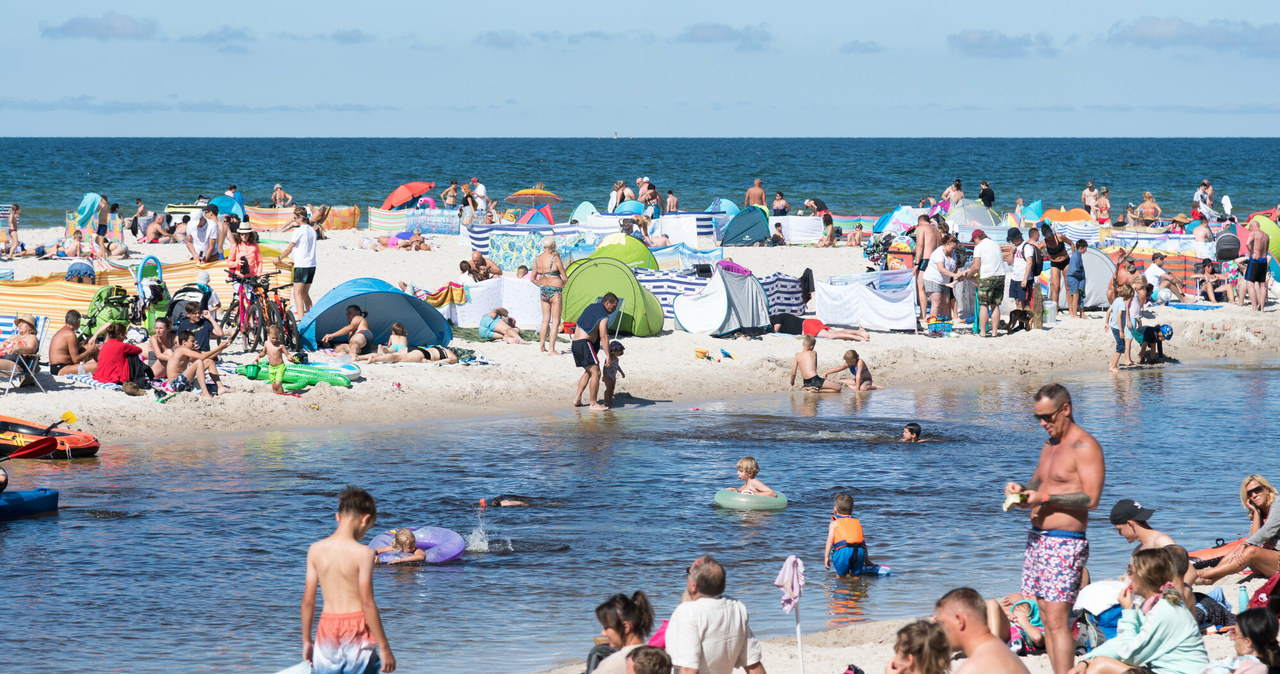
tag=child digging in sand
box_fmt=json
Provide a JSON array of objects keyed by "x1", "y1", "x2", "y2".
[
  {"x1": 371, "y1": 529, "x2": 426, "y2": 565},
  {"x1": 725, "y1": 457, "x2": 777, "y2": 497},
  {"x1": 790, "y1": 335, "x2": 844, "y2": 392},
  {"x1": 302, "y1": 486, "x2": 395, "y2": 673},
  {"x1": 824, "y1": 349, "x2": 883, "y2": 391},
  {"x1": 255, "y1": 325, "x2": 289, "y2": 395}
]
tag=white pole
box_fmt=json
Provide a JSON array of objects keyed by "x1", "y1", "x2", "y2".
[{"x1": 794, "y1": 603, "x2": 805, "y2": 674}]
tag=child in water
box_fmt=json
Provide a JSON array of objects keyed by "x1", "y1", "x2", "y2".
[
  {"x1": 602, "y1": 341, "x2": 626, "y2": 407},
  {"x1": 824, "y1": 350, "x2": 882, "y2": 391},
  {"x1": 824, "y1": 492, "x2": 883, "y2": 576},
  {"x1": 726, "y1": 457, "x2": 776, "y2": 497},
  {"x1": 901, "y1": 423, "x2": 922, "y2": 443},
  {"x1": 372, "y1": 528, "x2": 426, "y2": 565}
]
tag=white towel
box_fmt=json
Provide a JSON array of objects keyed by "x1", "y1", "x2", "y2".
[{"x1": 773, "y1": 555, "x2": 805, "y2": 614}]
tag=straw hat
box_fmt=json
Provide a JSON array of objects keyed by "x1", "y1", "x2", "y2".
[
  {"x1": 1171, "y1": 213, "x2": 1191, "y2": 225},
  {"x1": 14, "y1": 313, "x2": 36, "y2": 331}
]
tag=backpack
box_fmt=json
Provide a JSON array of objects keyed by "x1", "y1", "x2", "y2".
[
  {"x1": 1017, "y1": 242, "x2": 1045, "y2": 276},
  {"x1": 1248, "y1": 572, "x2": 1280, "y2": 610},
  {"x1": 78, "y1": 285, "x2": 133, "y2": 340}
]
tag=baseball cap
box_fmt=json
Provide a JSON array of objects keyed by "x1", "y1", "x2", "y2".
[
  {"x1": 470, "y1": 177, "x2": 479, "y2": 183},
  {"x1": 1109, "y1": 498, "x2": 1155, "y2": 525},
  {"x1": 970, "y1": 229, "x2": 986, "y2": 240}
]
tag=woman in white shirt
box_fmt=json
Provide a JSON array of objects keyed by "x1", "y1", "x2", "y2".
[{"x1": 922, "y1": 235, "x2": 962, "y2": 320}]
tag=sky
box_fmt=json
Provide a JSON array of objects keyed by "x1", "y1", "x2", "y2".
[{"x1": 3, "y1": 1, "x2": 1278, "y2": 137}]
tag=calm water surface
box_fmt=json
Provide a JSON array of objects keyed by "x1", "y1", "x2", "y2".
[{"x1": 3, "y1": 361, "x2": 1278, "y2": 672}]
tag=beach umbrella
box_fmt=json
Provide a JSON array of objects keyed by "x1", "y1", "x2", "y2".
[
  {"x1": 504, "y1": 188, "x2": 563, "y2": 207},
  {"x1": 75, "y1": 193, "x2": 101, "y2": 229},
  {"x1": 380, "y1": 181, "x2": 436, "y2": 211},
  {"x1": 208, "y1": 195, "x2": 245, "y2": 219},
  {"x1": 773, "y1": 555, "x2": 806, "y2": 674}
]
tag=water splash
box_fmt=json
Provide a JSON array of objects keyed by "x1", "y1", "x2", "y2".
[{"x1": 465, "y1": 509, "x2": 512, "y2": 553}]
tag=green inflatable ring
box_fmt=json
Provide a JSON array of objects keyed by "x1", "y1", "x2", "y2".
[
  {"x1": 235, "y1": 363, "x2": 352, "y2": 388},
  {"x1": 713, "y1": 489, "x2": 788, "y2": 511}
]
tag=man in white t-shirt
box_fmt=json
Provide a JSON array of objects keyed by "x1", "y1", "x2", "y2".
[
  {"x1": 1007, "y1": 228, "x2": 1036, "y2": 313},
  {"x1": 665, "y1": 555, "x2": 766, "y2": 674},
  {"x1": 969, "y1": 229, "x2": 1008, "y2": 337},
  {"x1": 185, "y1": 205, "x2": 221, "y2": 263},
  {"x1": 277, "y1": 219, "x2": 318, "y2": 318},
  {"x1": 1143, "y1": 252, "x2": 1184, "y2": 303},
  {"x1": 470, "y1": 177, "x2": 488, "y2": 214}
]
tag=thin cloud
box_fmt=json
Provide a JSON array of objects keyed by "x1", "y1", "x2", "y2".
[
  {"x1": 281, "y1": 29, "x2": 376, "y2": 45},
  {"x1": 673, "y1": 23, "x2": 770, "y2": 52},
  {"x1": 947, "y1": 29, "x2": 1058, "y2": 58},
  {"x1": 185, "y1": 25, "x2": 256, "y2": 52},
  {"x1": 39, "y1": 12, "x2": 158, "y2": 40},
  {"x1": 1104, "y1": 17, "x2": 1280, "y2": 58},
  {"x1": 838, "y1": 40, "x2": 884, "y2": 54},
  {"x1": 474, "y1": 30, "x2": 527, "y2": 49},
  {"x1": 0, "y1": 96, "x2": 397, "y2": 114}
]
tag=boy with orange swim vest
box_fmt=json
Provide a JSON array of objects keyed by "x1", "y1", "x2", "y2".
[{"x1": 824, "y1": 492, "x2": 887, "y2": 576}]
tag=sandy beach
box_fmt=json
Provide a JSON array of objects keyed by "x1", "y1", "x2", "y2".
[{"x1": 3, "y1": 225, "x2": 1278, "y2": 444}]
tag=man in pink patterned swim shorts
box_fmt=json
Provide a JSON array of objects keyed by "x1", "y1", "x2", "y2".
[{"x1": 1004, "y1": 383, "x2": 1106, "y2": 674}]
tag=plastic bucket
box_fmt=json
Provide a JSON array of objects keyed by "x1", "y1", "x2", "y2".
[{"x1": 1043, "y1": 301, "x2": 1058, "y2": 324}]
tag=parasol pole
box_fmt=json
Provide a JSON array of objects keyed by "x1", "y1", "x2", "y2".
[{"x1": 794, "y1": 598, "x2": 805, "y2": 674}]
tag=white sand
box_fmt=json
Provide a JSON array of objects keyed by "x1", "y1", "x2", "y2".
[{"x1": 3, "y1": 226, "x2": 1279, "y2": 443}]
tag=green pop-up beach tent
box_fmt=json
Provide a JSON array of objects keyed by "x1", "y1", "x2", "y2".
[{"x1": 563, "y1": 257, "x2": 664, "y2": 337}]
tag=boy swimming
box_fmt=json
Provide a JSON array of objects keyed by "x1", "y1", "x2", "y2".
[
  {"x1": 824, "y1": 492, "x2": 883, "y2": 576},
  {"x1": 725, "y1": 457, "x2": 777, "y2": 497},
  {"x1": 302, "y1": 485, "x2": 396, "y2": 673},
  {"x1": 371, "y1": 529, "x2": 426, "y2": 565},
  {"x1": 902, "y1": 423, "x2": 922, "y2": 442}
]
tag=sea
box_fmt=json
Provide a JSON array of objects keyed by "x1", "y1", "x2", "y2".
[
  {"x1": 3, "y1": 361, "x2": 1279, "y2": 672},
  {"x1": 2, "y1": 137, "x2": 1279, "y2": 228}
]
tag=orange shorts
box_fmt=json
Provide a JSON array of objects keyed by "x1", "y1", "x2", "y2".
[{"x1": 314, "y1": 611, "x2": 379, "y2": 674}]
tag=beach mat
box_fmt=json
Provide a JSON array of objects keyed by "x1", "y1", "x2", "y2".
[{"x1": 450, "y1": 327, "x2": 539, "y2": 342}]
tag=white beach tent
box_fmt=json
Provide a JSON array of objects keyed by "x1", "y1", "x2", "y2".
[
  {"x1": 672, "y1": 267, "x2": 771, "y2": 336},
  {"x1": 1045, "y1": 247, "x2": 1116, "y2": 310}
]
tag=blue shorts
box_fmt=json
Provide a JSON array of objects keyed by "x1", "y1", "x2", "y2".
[
  {"x1": 831, "y1": 544, "x2": 880, "y2": 576},
  {"x1": 1112, "y1": 328, "x2": 1126, "y2": 354},
  {"x1": 479, "y1": 314, "x2": 500, "y2": 339},
  {"x1": 1066, "y1": 277, "x2": 1083, "y2": 296},
  {"x1": 66, "y1": 261, "x2": 96, "y2": 282}
]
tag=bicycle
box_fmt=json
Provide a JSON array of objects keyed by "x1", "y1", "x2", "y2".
[
  {"x1": 221, "y1": 271, "x2": 290, "y2": 352},
  {"x1": 261, "y1": 281, "x2": 299, "y2": 350}
]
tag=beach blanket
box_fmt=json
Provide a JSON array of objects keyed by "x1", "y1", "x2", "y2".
[
  {"x1": 408, "y1": 282, "x2": 469, "y2": 308},
  {"x1": 815, "y1": 280, "x2": 917, "y2": 331},
  {"x1": 59, "y1": 373, "x2": 122, "y2": 391},
  {"x1": 65, "y1": 212, "x2": 125, "y2": 242}
]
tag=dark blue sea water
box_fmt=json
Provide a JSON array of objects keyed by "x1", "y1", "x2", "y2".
[
  {"x1": 3, "y1": 138, "x2": 1278, "y2": 228},
  {"x1": 3, "y1": 360, "x2": 1278, "y2": 672}
]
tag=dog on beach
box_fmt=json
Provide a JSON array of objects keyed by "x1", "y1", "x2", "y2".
[{"x1": 1005, "y1": 310, "x2": 1033, "y2": 335}]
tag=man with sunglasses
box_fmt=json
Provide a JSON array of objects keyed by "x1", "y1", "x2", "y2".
[{"x1": 1004, "y1": 383, "x2": 1105, "y2": 674}]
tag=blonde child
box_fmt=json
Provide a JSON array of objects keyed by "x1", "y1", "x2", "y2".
[
  {"x1": 824, "y1": 349, "x2": 882, "y2": 391},
  {"x1": 1105, "y1": 284, "x2": 1133, "y2": 373},
  {"x1": 824, "y1": 492, "x2": 883, "y2": 575},
  {"x1": 790, "y1": 335, "x2": 843, "y2": 392},
  {"x1": 372, "y1": 528, "x2": 426, "y2": 565},
  {"x1": 255, "y1": 325, "x2": 288, "y2": 395},
  {"x1": 726, "y1": 457, "x2": 776, "y2": 498},
  {"x1": 602, "y1": 341, "x2": 626, "y2": 406}
]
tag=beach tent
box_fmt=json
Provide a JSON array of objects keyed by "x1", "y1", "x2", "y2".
[
  {"x1": 1251, "y1": 215, "x2": 1280, "y2": 263},
  {"x1": 1039, "y1": 247, "x2": 1115, "y2": 310},
  {"x1": 721, "y1": 207, "x2": 770, "y2": 246},
  {"x1": 614, "y1": 200, "x2": 645, "y2": 215},
  {"x1": 298, "y1": 278, "x2": 451, "y2": 350},
  {"x1": 562, "y1": 257, "x2": 664, "y2": 337},
  {"x1": 591, "y1": 233, "x2": 659, "y2": 269},
  {"x1": 872, "y1": 206, "x2": 916, "y2": 234},
  {"x1": 1022, "y1": 200, "x2": 1044, "y2": 223},
  {"x1": 208, "y1": 195, "x2": 246, "y2": 219},
  {"x1": 672, "y1": 268, "x2": 770, "y2": 336},
  {"x1": 515, "y1": 204, "x2": 554, "y2": 225},
  {"x1": 708, "y1": 197, "x2": 740, "y2": 218},
  {"x1": 945, "y1": 201, "x2": 999, "y2": 229},
  {"x1": 569, "y1": 201, "x2": 598, "y2": 223}
]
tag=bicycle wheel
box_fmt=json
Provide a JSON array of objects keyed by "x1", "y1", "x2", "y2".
[
  {"x1": 282, "y1": 311, "x2": 300, "y2": 350},
  {"x1": 220, "y1": 298, "x2": 242, "y2": 345},
  {"x1": 245, "y1": 302, "x2": 265, "y2": 352}
]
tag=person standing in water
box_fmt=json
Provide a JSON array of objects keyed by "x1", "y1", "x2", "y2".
[{"x1": 1004, "y1": 383, "x2": 1105, "y2": 674}]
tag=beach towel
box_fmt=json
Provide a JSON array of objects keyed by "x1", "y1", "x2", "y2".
[
  {"x1": 773, "y1": 555, "x2": 805, "y2": 613},
  {"x1": 59, "y1": 373, "x2": 122, "y2": 391}
]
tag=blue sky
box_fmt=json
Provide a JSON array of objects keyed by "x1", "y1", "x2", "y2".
[{"x1": 3, "y1": 1, "x2": 1278, "y2": 137}]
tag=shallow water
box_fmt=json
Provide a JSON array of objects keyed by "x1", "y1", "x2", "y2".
[{"x1": 3, "y1": 360, "x2": 1278, "y2": 672}]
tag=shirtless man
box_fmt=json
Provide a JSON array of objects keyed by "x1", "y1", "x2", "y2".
[
  {"x1": 322, "y1": 305, "x2": 373, "y2": 356},
  {"x1": 1109, "y1": 499, "x2": 1175, "y2": 551},
  {"x1": 745, "y1": 179, "x2": 766, "y2": 208},
  {"x1": 1080, "y1": 180, "x2": 1099, "y2": 213},
  {"x1": 913, "y1": 214, "x2": 940, "y2": 322},
  {"x1": 934, "y1": 587, "x2": 1029, "y2": 674},
  {"x1": 666, "y1": 190, "x2": 679, "y2": 213},
  {"x1": 47, "y1": 310, "x2": 105, "y2": 375},
  {"x1": 302, "y1": 486, "x2": 395, "y2": 673},
  {"x1": 469, "y1": 250, "x2": 502, "y2": 279},
  {"x1": 148, "y1": 317, "x2": 175, "y2": 379},
  {"x1": 167, "y1": 329, "x2": 233, "y2": 398},
  {"x1": 1193, "y1": 218, "x2": 1213, "y2": 242},
  {"x1": 789, "y1": 335, "x2": 843, "y2": 392},
  {"x1": 96, "y1": 193, "x2": 110, "y2": 250},
  {"x1": 1244, "y1": 219, "x2": 1270, "y2": 312},
  {"x1": 941, "y1": 179, "x2": 964, "y2": 205},
  {"x1": 1004, "y1": 383, "x2": 1105, "y2": 674}
]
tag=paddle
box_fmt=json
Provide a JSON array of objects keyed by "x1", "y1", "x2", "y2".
[
  {"x1": 1, "y1": 437, "x2": 58, "y2": 462},
  {"x1": 42, "y1": 410, "x2": 77, "y2": 435}
]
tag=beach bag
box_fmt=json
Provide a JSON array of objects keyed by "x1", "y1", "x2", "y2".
[
  {"x1": 79, "y1": 284, "x2": 132, "y2": 340},
  {"x1": 1248, "y1": 572, "x2": 1280, "y2": 610},
  {"x1": 1017, "y1": 243, "x2": 1045, "y2": 276}
]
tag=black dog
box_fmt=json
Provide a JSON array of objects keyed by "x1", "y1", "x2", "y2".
[{"x1": 1006, "y1": 309, "x2": 1033, "y2": 334}]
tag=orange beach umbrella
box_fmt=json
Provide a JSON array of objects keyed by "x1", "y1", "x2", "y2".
[
  {"x1": 504, "y1": 188, "x2": 563, "y2": 207},
  {"x1": 381, "y1": 181, "x2": 436, "y2": 210}
]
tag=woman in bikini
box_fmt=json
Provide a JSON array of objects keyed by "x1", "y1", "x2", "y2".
[
  {"x1": 359, "y1": 344, "x2": 458, "y2": 364},
  {"x1": 1040, "y1": 223, "x2": 1071, "y2": 310},
  {"x1": 271, "y1": 184, "x2": 292, "y2": 209},
  {"x1": 533, "y1": 237, "x2": 567, "y2": 355},
  {"x1": 1139, "y1": 192, "x2": 1162, "y2": 226},
  {"x1": 1094, "y1": 187, "x2": 1111, "y2": 225},
  {"x1": 440, "y1": 180, "x2": 458, "y2": 208}
]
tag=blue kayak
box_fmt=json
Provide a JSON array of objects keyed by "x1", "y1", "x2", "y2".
[{"x1": 0, "y1": 488, "x2": 59, "y2": 519}]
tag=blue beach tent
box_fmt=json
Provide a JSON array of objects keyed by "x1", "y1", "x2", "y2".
[
  {"x1": 721, "y1": 206, "x2": 770, "y2": 246},
  {"x1": 298, "y1": 278, "x2": 451, "y2": 350},
  {"x1": 614, "y1": 199, "x2": 645, "y2": 215},
  {"x1": 708, "y1": 197, "x2": 740, "y2": 218},
  {"x1": 208, "y1": 195, "x2": 246, "y2": 219},
  {"x1": 569, "y1": 201, "x2": 598, "y2": 223}
]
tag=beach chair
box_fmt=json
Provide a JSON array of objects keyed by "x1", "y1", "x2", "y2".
[
  {"x1": 1, "y1": 314, "x2": 48, "y2": 394},
  {"x1": 592, "y1": 295, "x2": 626, "y2": 340}
]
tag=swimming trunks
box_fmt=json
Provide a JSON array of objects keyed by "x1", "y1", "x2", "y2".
[
  {"x1": 977, "y1": 276, "x2": 1005, "y2": 306},
  {"x1": 169, "y1": 374, "x2": 191, "y2": 393},
  {"x1": 268, "y1": 362, "x2": 286, "y2": 384},
  {"x1": 293, "y1": 266, "x2": 316, "y2": 284},
  {"x1": 917, "y1": 258, "x2": 929, "y2": 272},
  {"x1": 356, "y1": 329, "x2": 373, "y2": 344},
  {"x1": 1009, "y1": 281, "x2": 1029, "y2": 304},
  {"x1": 478, "y1": 314, "x2": 501, "y2": 339},
  {"x1": 801, "y1": 319, "x2": 828, "y2": 337},
  {"x1": 1247, "y1": 257, "x2": 1268, "y2": 283},
  {"x1": 49, "y1": 362, "x2": 71, "y2": 375},
  {"x1": 539, "y1": 284, "x2": 562, "y2": 302},
  {"x1": 572, "y1": 339, "x2": 599, "y2": 368},
  {"x1": 1021, "y1": 528, "x2": 1088, "y2": 604},
  {"x1": 314, "y1": 610, "x2": 381, "y2": 674},
  {"x1": 96, "y1": 223, "x2": 108, "y2": 237},
  {"x1": 802, "y1": 375, "x2": 825, "y2": 389}
]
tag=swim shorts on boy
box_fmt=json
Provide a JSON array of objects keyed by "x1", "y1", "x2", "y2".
[
  {"x1": 1021, "y1": 528, "x2": 1088, "y2": 604},
  {"x1": 268, "y1": 362, "x2": 286, "y2": 384},
  {"x1": 314, "y1": 611, "x2": 380, "y2": 674}
]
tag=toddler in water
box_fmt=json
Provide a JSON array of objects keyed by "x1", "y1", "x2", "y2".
[
  {"x1": 372, "y1": 529, "x2": 425, "y2": 565},
  {"x1": 825, "y1": 350, "x2": 882, "y2": 391},
  {"x1": 602, "y1": 341, "x2": 626, "y2": 407},
  {"x1": 726, "y1": 457, "x2": 776, "y2": 497},
  {"x1": 824, "y1": 492, "x2": 883, "y2": 576}
]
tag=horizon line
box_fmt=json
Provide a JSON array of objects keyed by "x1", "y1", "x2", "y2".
[{"x1": 2, "y1": 135, "x2": 1279, "y2": 140}]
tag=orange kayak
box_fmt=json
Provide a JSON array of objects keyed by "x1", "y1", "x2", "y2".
[{"x1": 0, "y1": 415, "x2": 99, "y2": 459}]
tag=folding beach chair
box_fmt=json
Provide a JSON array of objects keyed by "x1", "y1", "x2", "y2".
[
  {"x1": 592, "y1": 295, "x2": 626, "y2": 340},
  {"x1": 1, "y1": 315, "x2": 48, "y2": 394}
]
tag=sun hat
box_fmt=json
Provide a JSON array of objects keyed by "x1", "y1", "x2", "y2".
[
  {"x1": 14, "y1": 313, "x2": 36, "y2": 331},
  {"x1": 1171, "y1": 213, "x2": 1191, "y2": 225},
  {"x1": 1110, "y1": 498, "x2": 1156, "y2": 524},
  {"x1": 610, "y1": 341, "x2": 625, "y2": 353}
]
